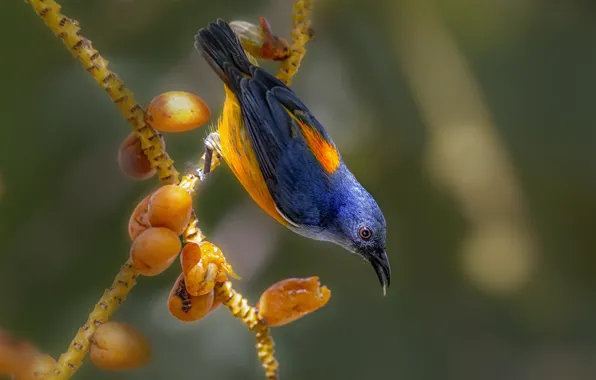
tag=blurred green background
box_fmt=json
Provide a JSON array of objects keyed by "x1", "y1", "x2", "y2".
[{"x1": 2, "y1": 0, "x2": 596, "y2": 379}]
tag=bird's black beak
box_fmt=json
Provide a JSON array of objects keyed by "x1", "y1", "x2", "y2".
[{"x1": 370, "y1": 251, "x2": 391, "y2": 296}]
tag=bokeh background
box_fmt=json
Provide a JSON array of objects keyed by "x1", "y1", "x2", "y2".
[{"x1": 2, "y1": 0, "x2": 596, "y2": 379}]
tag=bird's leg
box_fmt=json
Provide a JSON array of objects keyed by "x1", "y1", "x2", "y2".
[{"x1": 197, "y1": 132, "x2": 223, "y2": 182}]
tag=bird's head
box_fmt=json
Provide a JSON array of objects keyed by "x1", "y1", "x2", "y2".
[{"x1": 329, "y1": 177, "x2": 390, "y2": 295}]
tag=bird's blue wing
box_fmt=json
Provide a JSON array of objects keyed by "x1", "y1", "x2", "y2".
[{"x1": 235, "y1": 68, "x2": 340, "y2": 227}]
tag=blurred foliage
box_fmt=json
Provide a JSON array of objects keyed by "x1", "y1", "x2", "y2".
[{"x1": 1, "y1": 0, "x2": 596, "y2": 379}]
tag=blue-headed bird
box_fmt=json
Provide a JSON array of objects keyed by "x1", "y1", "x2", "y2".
[{"x1": 194, "y1": 19, "x2": 391, "y2": 294}]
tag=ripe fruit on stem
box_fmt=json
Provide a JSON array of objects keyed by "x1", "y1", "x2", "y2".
[
  {"x1": 147, "y1": 185, "x2": 193, "y2": 236},
  {"x1": 145, "y1": 91, "x2": 211, "y2": 133},
  {"x1": 130, "y1": 227, "x2": 181, "y2": 276},
  {"x1": 118, "y1": 132, "x2": 163, "y2": 180},
  {"x1": 90, "y1": 322, "x2": 151, "y2": 371},
  {"x1": 128, "y1": 192, "x2": 153, "y2": 240},
  {"x1": 257, "y1": 277, "x2": 331, "y2": 327},
  {"x1": 168, "y1": 274, "x2": 215, "y2": 322}
]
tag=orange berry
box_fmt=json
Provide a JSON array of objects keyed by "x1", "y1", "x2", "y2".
[
  {"x1": 181, "y1": 241, "x2": 235, "y2": 296},
  {"x1": 257, "y1": 277, "x2": 331, "y2": 327},
  {"x1": 168, "y1": 274, "x2": 215, "y2": 322},
  {"x1": 145, "y1": 91, "x2": 211, "y2": 133},
  {"x1": 128, "y1": 192, "x2": 153, "y2": 241},
  {"x1": 147, "y1": 185, "x2": 193, "y2": 236},
  {"x1": 14, "y1": 354, "x2": 57, "y2": 380},
  {"x1": 130, "y1": 227, "x2": 181, "y2": 276},
  {"x1": 90, "y1": 322, "x2": 151, "y2": 371},
  {"x1": 0, "y1": 330, "x2": 38, "y2": 377},
  {"x1": 117, "y1": 132, "x2": 156, "y2": 180}
]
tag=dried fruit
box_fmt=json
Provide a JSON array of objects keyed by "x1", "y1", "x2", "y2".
[
  {"x1": 230, "y1": 17, "x2": 290, "y2": 61},
  {"x1": 145, "y1": 91, "x2": 211, "y2": 133},
  {"x1": 128, "y1": 192, "x2": 153, "y2": 241},
  {"x1": 181, "y1": 241, "x2": 235, "y2": 296},
  {"x1": 130, "y1": 227, "x2": 181, "y2": 276},
  {"x1": 117, "y1": 132, "x2": 158, "y2": 180},
  {"x1": 90, "y1": 322, "x2": 151, "y2": 371},
  {"x1": 147, "y1": 185, "x2": 193, "y2": 236},
  {"x1": 257, "y1": 277, "x2": 331, "y2": 327},
  {"x1": 168, "y1": 274, "x2": 215, "y2": 322}
]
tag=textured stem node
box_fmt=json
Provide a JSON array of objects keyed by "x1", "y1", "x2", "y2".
[
  {"x1": 23, "y1": 1, "x2": 316, "y2": 379},
  {"x1": 51, "y1": 261, "x2": 138, "y2": 379},
  {"x1": 216, "y1": 282, "x2": 279, "y2": 379},
  {"x1": 276, "y1": 0, "x2": 314, "y2": 85},
  {"x1": 26, "y1": 0, "x2": 180, "y2": 185}
]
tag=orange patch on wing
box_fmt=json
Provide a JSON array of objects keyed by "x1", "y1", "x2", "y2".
[
  {"x1": 297, "y1": 120, "x2": 340, "y2": 174},
  {"x1": 217, "y1": 87, "x2": 288, "y2": 226}
]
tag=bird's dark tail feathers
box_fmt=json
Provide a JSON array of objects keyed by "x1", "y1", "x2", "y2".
[{"x1": 194, "y1": 19, "x2": 253, "y2": 91}]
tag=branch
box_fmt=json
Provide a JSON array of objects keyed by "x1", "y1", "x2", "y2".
[
  {"x1": 23, "y1": 0, "x2": 179, "y2": 377},
  {"x1": 25, "y1": 0, "x2": 179, "y2": 185},
  {"x1": 277, "y1": 0, "x2": 314, "y2": 85},
  {"x1": 51, "y1": 261, "x2": 137, "y2": 379},
  {"x1": 21, "y1": 1, "x2": 319, "y2": 380},
  {"x1": 215, "y1": 282, "x2": 279, "y2": 380},
  {"x1": 181, "y1": 171, "x2": 278, "y2": 379}
]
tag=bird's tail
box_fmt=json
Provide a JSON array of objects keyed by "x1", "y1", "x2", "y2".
[{"x1": 194, "y1": 19, "x2": 253, "y2": 91}]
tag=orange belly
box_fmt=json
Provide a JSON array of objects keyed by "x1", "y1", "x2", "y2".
[{"x1": 217, "y1": 86, "x2": 288, "y2": 226}]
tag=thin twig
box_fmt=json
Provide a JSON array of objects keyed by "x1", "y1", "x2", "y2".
[
  {"x1": 25, "y1": 0, "x2": 179, "y2": 184},
  {"x1": 23, "y1": 1, "x2": 179, "y2": 378},
  {"x1": 22, "y1": 1, "x2": 307, "y2": 379},
  {"x1": 215, "y1": 282, "x2": 279, "y2": 380},
  {"x1": 181, "y1": 157, "x2": 279, "y2": 379},
  {"x1": 277, "y1": 0, "x2": 314, "y2": 85},
  {"x1": 51, "y1": 261, "x2": 137, "y2": 379}
]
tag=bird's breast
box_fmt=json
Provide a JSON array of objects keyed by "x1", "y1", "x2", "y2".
[{"x1": 217, "y1": 88, "x2": 289, "y2": 227}]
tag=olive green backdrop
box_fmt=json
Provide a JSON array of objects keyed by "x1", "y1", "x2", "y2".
[{"x1": 1, "y1": 0, "x2": 595, "y2": 379}]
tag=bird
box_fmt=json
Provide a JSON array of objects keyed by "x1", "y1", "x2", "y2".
[{"x1": 194, "y1": 19, "x2": 391, "y2": 294}]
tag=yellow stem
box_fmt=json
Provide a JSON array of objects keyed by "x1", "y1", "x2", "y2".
[
  {"x1": 22, "y1": 1, "x2": 174, "y2": 378},
  {"x1": 22, "y1": 1, "x2": 305, "y2": 379},
  {"x1": 182, "y1": 210, "x2": 205, "y2": 245},
  {"x1": 277, "y1": 0, "x2": 313, "y2": 85},
  {"x1": 50, "y1": 260, "x2": 137, "y2": 379},
  {"x1": 25, "y1": 0, "x2": 179, "y2": 185},
  {"x1": 215, "y1": 282, "x2": 279, "y2": 380},
  {"x1": 179, "y1": 174, "x2": 201, "y2": 194},
  {"x1": 254, "y1": 325, "x2": 279, "y2": 380}
]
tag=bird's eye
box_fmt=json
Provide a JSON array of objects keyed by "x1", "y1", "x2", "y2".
[{"x1": 359, "y1": 226, "x2": 372, "y2": 240}]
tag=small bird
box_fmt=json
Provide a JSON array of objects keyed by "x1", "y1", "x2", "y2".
[{"x1": 194, "y1": 19, "x2": 391, "y2": 294}]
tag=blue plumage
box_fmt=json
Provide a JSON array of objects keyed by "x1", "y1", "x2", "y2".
[{"x1": 195, "y1": 19, "x2": 391, "y2": 293}]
